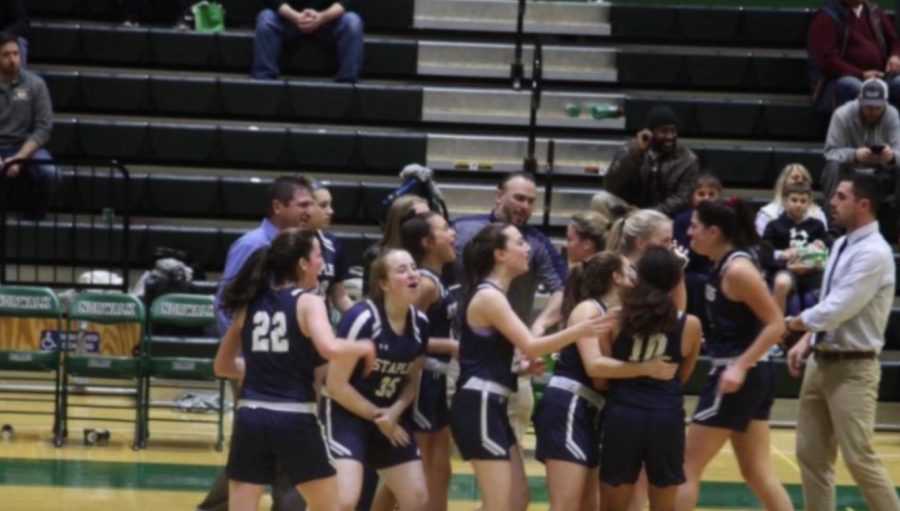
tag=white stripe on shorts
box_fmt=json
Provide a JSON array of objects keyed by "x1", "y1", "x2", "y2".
[
  {"x1": 564, "y1": 395, "x2": 588, "y2": 461},
  {"x1": 325, "y1": 398, "x2": 353, "y2": 457},
  {"x1": 480, "y1": 390, "x2": 506, "y2": 457}
]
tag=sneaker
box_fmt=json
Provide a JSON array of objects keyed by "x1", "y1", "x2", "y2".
[{"x1": 123, "y1": 20, "x2": 139, "y2": 28}]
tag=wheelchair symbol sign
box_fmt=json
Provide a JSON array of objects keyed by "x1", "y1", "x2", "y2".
[{"x1": 40, "y1": 330, "x2": 100, "y2": 353}]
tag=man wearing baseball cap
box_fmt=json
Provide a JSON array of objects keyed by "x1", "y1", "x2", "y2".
[
  {"x1": 591, "y1": 105, "x2": 700, "y2": 223},
  {"x1": 823, "y1": 78, "x2": 900, "y2": 239}
]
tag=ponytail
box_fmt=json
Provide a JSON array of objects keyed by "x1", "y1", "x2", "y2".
[
  {"x1": 220, "y1": 229, "x2": 318, "y2": 314},
  {"x1": 462, "y1": 223, "x2": 510, "y2": 301},
  {"x1": 619, "y1": 246, "x2": 681, "y2": 338},
  {"x1": 560, "y1": 251, "x2": 624, "y2": 324},
  {"x1": 695, "y1": 197, "x2": 759, "y2": 248}
]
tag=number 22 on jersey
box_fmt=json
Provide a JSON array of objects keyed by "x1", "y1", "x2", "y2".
[{"x1": 252, "y1": 311, "x2": 288, "y2": 353}]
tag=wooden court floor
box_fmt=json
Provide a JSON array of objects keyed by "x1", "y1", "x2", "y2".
[{"x1": 3, "y1": 394, "x2": 900, "y2": 511}]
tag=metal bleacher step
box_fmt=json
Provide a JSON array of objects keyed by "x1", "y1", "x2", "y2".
[
  {"x1": 417, "y1": 41, "x2": 618, "y2": 82},
  {"x1": 414, "y1": 0, "x2": 611, "y2": 36}
]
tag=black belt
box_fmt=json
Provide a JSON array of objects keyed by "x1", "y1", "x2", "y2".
[{"x1": 813, "y1": 350, "x2": 878, "y2": 362}]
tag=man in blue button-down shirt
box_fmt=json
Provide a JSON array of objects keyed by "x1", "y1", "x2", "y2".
[
  {"x1": 787, "y1": 174, "x2": 900, "y2": 511},
  {"x1": 198, "y1": 175, "x2": 317, "y2": 511}
]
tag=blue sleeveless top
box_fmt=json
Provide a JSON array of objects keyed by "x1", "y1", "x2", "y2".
[
  {"x1": 554, "y1": 299, "x2": 607, "y2": 387},
  {"x1": 457, "y1": 282, "x2": 518, "y2": 392},
  {"x1": 705, "y1": 250, "x2": 764, "y2": 359},
  {"x1": 609, "y1": 313, "x2": 687, "y2": 410},
  {"x1": 420, "y1": 267, "x2": 459, "y2": 363},
  {"x1": 240, "y1": 287, "x2": 323, "y2": 403}
]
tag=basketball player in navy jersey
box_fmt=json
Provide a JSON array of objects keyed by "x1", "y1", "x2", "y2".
[
  {"x1": 309, "y1": 181, "x2": 354, "y2": 315},
  {"x1": 324, "y1": 249, "x2": 431, "y2": 511},
  {"x1": 449, "y1": 223, "x2": 614, "y2": 511},
  {"x1": 214, "y1": 229, "x2": 376, "y2": 511},
  {"x1": 599, "y1": 247, "x2": 702, "y2": 511},
  {"x1": 677, "y1": 198, "x2": 794, "y2": 511},
  {"x1": 534, "y1": 252, "x2": 678, "y2": 511}
]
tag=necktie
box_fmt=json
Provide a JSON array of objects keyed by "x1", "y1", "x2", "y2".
[{"x1": 811, "y1": 238, "x2": 848, "y2": 347}]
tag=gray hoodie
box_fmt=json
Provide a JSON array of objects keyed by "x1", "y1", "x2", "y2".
[
  {"x1": 0, "y1": 69, "x2": 52, "y2": 151},
  {"x1": 824, "y1": 99, "x2": 900, "y2": 168}
]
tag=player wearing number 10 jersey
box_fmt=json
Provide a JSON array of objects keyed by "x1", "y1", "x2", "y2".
[
  {"x1": 215, "y1": 229, "x2": 375, "y2": 511},
  {"x1": 325, "y1": 249, "x2": 431, "y2": 511}
]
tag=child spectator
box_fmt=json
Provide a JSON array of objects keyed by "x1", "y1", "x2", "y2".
[
  {"x1": 762, "y1": 182, "x2": 829, "y2": 314},
  {"x1": 756, "y1": 164, "x2": 828, "y2": 236},
  {"x1": 673, "y1": 171, "x2": 721, "y2": 334}
]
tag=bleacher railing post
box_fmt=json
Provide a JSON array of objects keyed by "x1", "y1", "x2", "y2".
[
  {"x1": 511, "y1": 0, "x2": 527, "y2": 89},
  {"x1": 542, "y1": 140, "x2": 555, "y2": 234},
  {"x1": 524, "y1": 41, "x2": 543, "y2": 174}
]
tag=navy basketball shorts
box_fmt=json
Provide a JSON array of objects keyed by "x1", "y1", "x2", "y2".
[
  {"x1": 534, "y1": 387, "x2": 603, "y2": 468},
  {"x1": 600, "y1": 404, "x2": 685, "y2": 488},
  {"x1": 226, "y1": 407, "x2": 336, "y2": 486},
  {"x1": 692, "y1": 361, "x2": 776, "y2": 432},
  {"x1": 410, "y1": 371, "x2": 450, "y2": 433},
  {"x1": 323, "y1": 398, "x2": 421, "y2": 470},
  {"x1": 449, "y1": 387, "x2": 517, "y2": 460}
]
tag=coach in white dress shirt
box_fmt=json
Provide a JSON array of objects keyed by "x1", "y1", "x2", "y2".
[{"x1": 786, "y1": 173, "x2": 900, "y2": 511}]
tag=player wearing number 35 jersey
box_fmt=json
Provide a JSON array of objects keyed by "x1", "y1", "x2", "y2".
[
  {"x1": 215, "y1": 229, "x2": 375, "y2": 511},
  {"x1": 325, "y1": 249, "x2": 431, "y2": 511}
]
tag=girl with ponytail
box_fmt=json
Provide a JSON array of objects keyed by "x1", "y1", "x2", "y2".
[
  {"x1": 214, "y1": 229, "x2": 376, "y2": 511},
  {"x1": 677, "y1": 198, "x2": 794, "y2": 511},
  {"x1": 449, "y1": 223, "x2": 615, "y2": 511},
  {"x1": 598, "y1": 247, "x2": 702, "y2": 511},
  {"x1": 535, "y1": 251, "x2": 679, "y2": 511}
]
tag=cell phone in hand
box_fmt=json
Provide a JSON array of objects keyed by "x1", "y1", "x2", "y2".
[{"x1": 871, "y1": 144, "x2": 886, "y2": 154}]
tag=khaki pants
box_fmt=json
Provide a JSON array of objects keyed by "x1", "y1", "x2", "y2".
[
  {"x1": 507, "y1": 377, "x2": 534, "y2": 446},
  {"x1": 796, "y1": 356, "x2": 900, "y2": 511}
]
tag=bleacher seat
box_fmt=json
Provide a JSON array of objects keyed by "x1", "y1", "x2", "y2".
[
  {"x1": 694, "y1": 100, "x2": 761, "y2": 137},
  {"x1": 359, "y1": 132, "x2": 427, "y2": 170},
  {"x1": 220, "y1": 78, "x2": 287, "y2": 117},
  {"x1": 41, "y1": 71, "x2": 80, "y2": 110},
  {"x1": 81, "y1": 24, "x2": 150, "y2": 64},
  {"x1": 702, "y1": 147, "x2": 775, "y2": 187},
  {"x1": 752, "y1": 55, "x2": 808, "y2": 93},
  {"x1": 79, "y1": 120, "x2": 148, "y2": 159},
  {"x1": 741, "y1": 8, "x2": 810, "y2": 46},
  {"x1": 30, "y1": 22, "x2": 81, "y2": 61},
  {"x1": 44, "y1": 119, "x2": 79, "y2": 156},
  {"x1": 676, "y1": 6, "x2": 742, "y2": 41},
  {"x1": 150, "y1": 30, "x2": 218, "y2": 68},
  {"x1": 220, "y1": 126, "x2": 287, "y2": 165},
  {"x1": 685, "y1": 52, "x2": 751, "y2": 89},
  {"x1": 609, "y1": 5, "x2": 676, "y2": 39},
  {"x1": 616, "y1": 51, "x2": 685, "y2": 87},
  {"x1": 358, "y1": 183, "x2": 395, "y2": 222},
  {"x1": 763, "y1": 104, "x2": 829, "y2": 140},
  {"x1": 358, "y1": 84, "x2": 423, "y2": 122},
  {"x1": 146, "y1": 225, "x2": 221, "y2": 269},
  {"x1": 288, "y1": 82, "x2": 355, "y2": 119},
  {"x1": 770, "y1": 149, "x2": 825, "y2": 183},
  {"x1": 80, "y1": 72, "x2": 150, "y2": 112},
  {"x1": 149, "y1": 76, "x2": 218, "y2": 114},
  {"x1": 147, "y1": 175, "x2": 219, "y2": 216},
  {"x1": 289, "y1": 129, "x2": 357, "y2": 168},
  {"x1": 324, "y1": 181, "x2": 364, "y2": 223},
  {"x1": 148, "y1": 123, "x2": 218, "y2": 163}
]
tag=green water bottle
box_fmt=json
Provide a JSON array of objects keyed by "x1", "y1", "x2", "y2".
[
  {"x1": 590, "y1": 104, "x2": 623, "y2": 120},
  {"x1": 564, "y1": 103, "x2": 581, "y2": 118}
]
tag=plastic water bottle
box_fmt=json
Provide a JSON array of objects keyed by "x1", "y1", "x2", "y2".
[
  {"x1": 564, "y1": 103, "x2": 581, "y2": 118},
  {"x1": 590, "y1": 104, "x2": 623, "y2": 120}
]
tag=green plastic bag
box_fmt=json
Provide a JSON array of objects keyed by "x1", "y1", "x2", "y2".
[{"x1": 193, "y1": 2, "x2": 226, "y2": 33}]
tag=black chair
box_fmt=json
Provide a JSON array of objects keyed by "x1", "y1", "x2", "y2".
[
  {"x1": 78, "y1": 121, "x2": 149, "y2": 159},
  {"x1": 148, "y1": 123, "x2": 219, "y2": 163},
  {"x1": 149, "y1": 76, "x2": 218, "y2": 115},
  {"x1": 288, "y1": 81, "x2": 355, "y2": 120},
  {"x1": 147, "y1": 175, "x2": 219, "y2": 216},
  {"x1": 359, "y1": 133, "x2": 426, "y2": 170},
  {"x1": 289, "y1": 129, "x2": 356, "y2": 168},
  {"x1": 357, "y1": 84, "x2": 423, "y2": 122},
  {"x1": 694, "y1": 100, "x2": 761, "y2": 137},
  {"x1": 685, "y1": 52, "x2": 751, "y2": 89},
  {"x1": 150, "y1": 30, "x2": 218, "y2": 68},
  {"x1": 219, "y1": 126, "x2": 288, "y2": 165},
  {"x1": 220, "y1": 78, "x2": 288, "y2": 118},
  {"x1": 81, "y1": 24, "x2": 150, "y2": 65},
  {"x1": 80, "y1": 73, "x2": 150, "y2": 112},
  {"x1": 41, "y1": 71, "x2": 81, "y2": 110},
  {"x1": 610, "y1": 5, "x2": 676, "y2": 39},
  {"x1": 616, "y1": 51, "x2": 685, "y2": 87}
]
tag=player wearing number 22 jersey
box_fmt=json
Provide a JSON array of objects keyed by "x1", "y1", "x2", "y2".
[{"x1": 323, "y1": 299, "x2": 430, "y2": 468}]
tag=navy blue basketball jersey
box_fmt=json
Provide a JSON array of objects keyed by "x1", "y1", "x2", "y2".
[
  {"x1": 457, "y1": 282, "x2": 518, "y2": 392},
  {"x1": 336, "y1": 300, "x2": 430, "y2": 408},
  {"x1": 609, "y1": 313, "x2": 687, "y2": 410},
  {"x1": 316, "y1": 230, "x2": 350, "y2": 299},
  {"x1": 419, "y1": 268, "x2": 459, "y2": 359},
  {"x1": 240, "y1": 287, "x2": 323, "y2": 403},
  {"x1": 705, "y1": 250, "x2": 764, "y2": 358},
  {"x1": 554, "y1": 299, "x2": 606, "y2": 387}
]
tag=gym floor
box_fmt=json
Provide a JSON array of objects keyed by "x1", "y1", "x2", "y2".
[{"x1": 2, "y1": 391, "x2": 899, "y2": 510}]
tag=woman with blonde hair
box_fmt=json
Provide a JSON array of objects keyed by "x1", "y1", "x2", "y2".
[
  {"x1": 566, "y1": 211, "x2": 608, "y2": 264},
  {"x1": 755, "y1": 164, "x2": 827, "y2": 236}
]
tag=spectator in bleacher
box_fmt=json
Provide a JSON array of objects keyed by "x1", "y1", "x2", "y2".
[
  {"x1": 591, "y1": 106, "x2": 699, "y2": 223},
  {"x1": 0, "y1": 32, "x2": 57, "y2": 220},
  {"x1": 198, "y1": 175, "x2": 318, "y2": 511},
  {"x1": 756, "y1": 164, "x2": 828, "y2": 236},
  {"x1": 808, "y1": 0, "x2": 900, "y2": 113},
  {"x1": 122, "y1": 0, "x2": 191, "y2": 29},
  {"x1": 0, "y1": 0, "x2": 27, "y2": 66},
  {"x1": 822, "y1": 79, "x2": 900, "y2": 227},
  {"x1": 252, "y1": 0, "x2": 364, "y2": 83},
  {"x1": 453, "y1": 171, "x2": 569, "y2": 446}
]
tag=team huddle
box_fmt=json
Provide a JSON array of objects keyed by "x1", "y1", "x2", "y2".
[{"x1": 210, "y1": 170, "x2": 887, "y2": 511}]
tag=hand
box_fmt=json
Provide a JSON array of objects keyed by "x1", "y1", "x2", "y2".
[
  {"x1": 864, "y1": 70, "x2": 885, "y2": 80},
  {"x1": 880, "y1": 146, "x2": 895, "y2": 165},
  {"x1": 781, "y1": 248, "x2": 798, "y2": 262},
  {"x1": 671, "y1": 241, "x2": 690, "y2": 268},
  {"x1": 856, "y1": 147, "x2": 874, "y2": 164},
  {"x1": 812, "y1": 240, "x2": 826, "y2": 249},
  {"x1": 887, "y1": 56, "x2": 900, "y2": 75},
  {"x1": 374, "y1": 410, "x2": 410, "y2": 447},
  {"x1": 635, "y1": 129, "x2": 653, "y2": 152},
  {"x1": 574, "y1": 308, "x2": 618, "y2": 338},
  {"x1": 640, "y1": 356, "x2": 678, "y2": 381},
  {"x1": 717, "y1": 364, "x2": 747, "y2": 395},
  {"x1": 787, "y1": 334, "x2": 811, "y2": 378},
  {"x1": 4, "y1": 163, "x2": 18, "y2": 178},
  {"x1": 530, "y1": 321, "x2": 546, "y2": 338},
  {"x1": 520, "y1": 357, "x2": 546, "y2": 377},
  {"x1": 360, "y1": 340, "x2": 376, "y2": 377},
  {"x1": 296, "y1": 10, "x2": 324, "y2": 34},
  {"x1": 788, "y1": 261, "x2": 813, "y2": 275}
]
